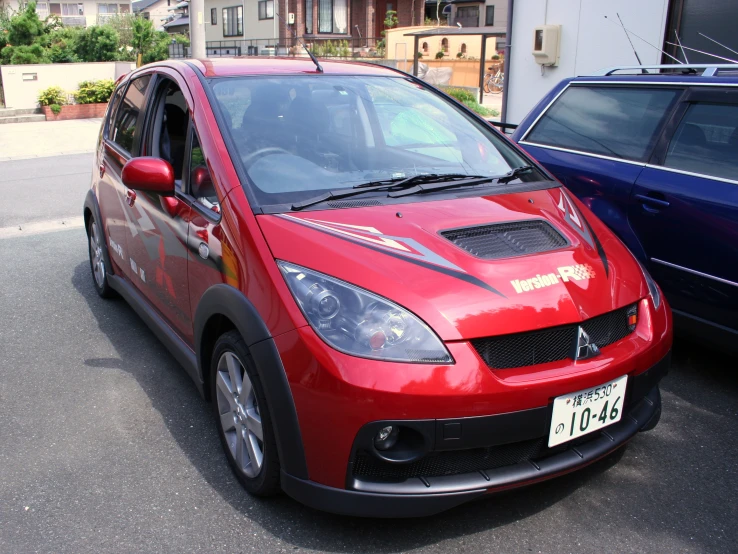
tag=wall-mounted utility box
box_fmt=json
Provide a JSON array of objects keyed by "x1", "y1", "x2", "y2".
[
  {"x1": 288, "y1": 12, "x2": 295, "y2": 24},
  {"x1": 532, "y1": 24, "x2": 561, "y2": 66}
]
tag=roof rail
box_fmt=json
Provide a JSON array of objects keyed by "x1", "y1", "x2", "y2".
[{"x1": 590, "y1": 63, "x2": 738, "y2": 77}]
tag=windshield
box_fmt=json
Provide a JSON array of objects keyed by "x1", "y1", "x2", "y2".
[{"x1": 210, "y1": 75, "x2": 544, "y2": 209}]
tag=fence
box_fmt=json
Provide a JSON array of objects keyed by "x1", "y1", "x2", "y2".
[{"x1": 199, "y1": 37, "x2": 385, "y2": 59}]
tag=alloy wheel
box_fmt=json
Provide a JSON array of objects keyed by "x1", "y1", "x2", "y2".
[
  {"x1": 215, "y1": 351, "x2": 264, "y2": 478},
  {"x1": 89, "y1": 220, "x2": 106, "y2": 288}
]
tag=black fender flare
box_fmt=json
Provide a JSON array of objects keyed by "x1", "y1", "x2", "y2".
[
  {"x1": 194, "y1": 284, "x2": 308, "y2": 479},
  {"x1": 83, "y1": 189, "x2": 115, "y2": 276}
]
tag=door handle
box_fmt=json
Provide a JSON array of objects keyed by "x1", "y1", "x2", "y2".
[
  {"x1": 635, "y1": 193, "x2": 670, "y2": 212},
  {"x1": 126, "y1": 189, "x2": 137, "y2": 207},
  {"x1": 99, "y1": 163, "x2": 106, "y2": 178}
]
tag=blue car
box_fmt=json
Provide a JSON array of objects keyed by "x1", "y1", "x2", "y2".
[{"x1": 513, "y1": 64, "x2": 738, "y2": 349}]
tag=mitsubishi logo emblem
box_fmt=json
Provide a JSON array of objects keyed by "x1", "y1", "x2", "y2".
[{"x1": 574, "y1": 327, "x2": 600, "y2": 360}]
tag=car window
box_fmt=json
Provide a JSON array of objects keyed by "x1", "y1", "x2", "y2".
[
  {"x1": 663, "y1": 102, "x2": 738, "y2": 182},
  {"x1": 211, "y1": 75, "x2": 541, "y2": 208},
  {"x1": 188, "y1": 131, "x2": 220, "y2": 213},
  {"x1": 105, "y1": 85, "x2": 124, "y2": 138},
  {"x1": 147, "y1": 79, "x2": 188, "y2": 181},
  {"x1": 111, "y1": 75, "x2": 152, "y2": 154},
  {"x1": 525, "y1": 86, "x2": 680, "y2": 162}
]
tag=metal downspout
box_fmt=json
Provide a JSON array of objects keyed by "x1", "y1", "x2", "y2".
[{"x1": 501, "y1": 0, "x2": 514, "y2": 124}]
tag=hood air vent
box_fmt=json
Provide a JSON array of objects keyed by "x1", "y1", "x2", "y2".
[{"x1": 440, "y1": 220, "x2": 567, "y2": 260}]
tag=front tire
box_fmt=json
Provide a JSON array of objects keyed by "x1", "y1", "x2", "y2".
[
  {"x1": 211, "y1": 330, "x2": 281, "y2": 496},
  {"x1": 87, "y1": 215, "x2": 115, "y2": 298}
]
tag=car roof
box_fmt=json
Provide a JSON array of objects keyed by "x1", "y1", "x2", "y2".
[{"x1": 179, "y1": 57, "x2": 403, "y2": 78}]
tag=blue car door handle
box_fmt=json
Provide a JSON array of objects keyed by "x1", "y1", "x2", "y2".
[{"x1": 635, "y1": 193, "x2": 670, "y2": 212}]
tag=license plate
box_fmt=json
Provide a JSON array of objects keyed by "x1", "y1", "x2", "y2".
[{"x1": 548, "y1": 375, "x2": 628, "y2": 447}]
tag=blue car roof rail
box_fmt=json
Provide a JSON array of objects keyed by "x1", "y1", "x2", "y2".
[{"x1": 590, "y1": 63, "x2": 738, "y2": 77}]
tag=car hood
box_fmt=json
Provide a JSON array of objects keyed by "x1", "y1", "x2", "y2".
[{"x1": 257, "y1": 187, "x2": 646, "y2": 341}]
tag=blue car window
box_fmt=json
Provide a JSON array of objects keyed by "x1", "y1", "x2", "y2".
[
  {"x1": 525, "y1": 86, "x2": 680, "y2": 162},
  {"x1": 664, "y1": 102, "x2": 738, "y2": 182}
]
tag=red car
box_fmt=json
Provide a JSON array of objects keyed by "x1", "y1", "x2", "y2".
[{"x1": 83, "y1": 58, "x2": 672, "y2": 517}]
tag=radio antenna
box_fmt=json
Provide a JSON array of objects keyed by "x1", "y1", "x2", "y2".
[
  {"x1": 698, "y1": 32, "x2": 738, "y2": 57},
  {"x1": 604, "y1": 15, "x2": 683, "y2": 65},
  {"x1": 275, "y1": 11, "x2": 323, "y2": 73},
  {"x1": 665, "y1": 42, "x2": 738, "y2": 63},
  {"x1": 675, "y1": 31, "x2": 689, "y2": 63},
  {"x1": 614, "y1": 13, "x2": 642, "y2": 65}
]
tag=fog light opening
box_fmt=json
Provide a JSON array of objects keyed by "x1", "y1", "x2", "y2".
[{"x1": 374, "y1": 425, "x2": 399, "y2": 451}]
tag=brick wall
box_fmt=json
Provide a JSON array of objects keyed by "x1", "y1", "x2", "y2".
[{"x1": 42, "y1": 103, "x2": 107, "y2": 121}]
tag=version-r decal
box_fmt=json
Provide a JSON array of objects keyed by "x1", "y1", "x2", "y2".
[{"x1": 277, "y1": 215, "x2": 506, "y2": 297}]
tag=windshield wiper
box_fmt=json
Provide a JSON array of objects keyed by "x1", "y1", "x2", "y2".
[
  {"x1": 496, "y1": 165, "x2": 534, "y2": 184},
  {"x1": 388, "y1": 166, "x2": 535, "y2": 198},
  {"x1": 290, "y1": 173, "x2": 485, "y2": 210}
]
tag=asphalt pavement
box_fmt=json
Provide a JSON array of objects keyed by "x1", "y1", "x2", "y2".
[{"x1": 0, "y1": 155, "x2": 737, "y2": 553}]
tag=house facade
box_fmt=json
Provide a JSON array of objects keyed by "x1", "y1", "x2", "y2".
[
  {"x1": 132, "y1": 0, "x2": 173, "y2": 29},
  {"x1": 204, "y1": 0, "x2": 424, "y2": 47},
  {"x1": 449, "y1": 0, "x2": 506, "y2": 34},
  {"x1": 6, "y1": 1, "x2": 133, "y2": 27}
]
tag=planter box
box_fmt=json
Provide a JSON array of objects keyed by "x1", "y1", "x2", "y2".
[{"x1": 42, "y1": 103, "x2": 107, "y2": 121}]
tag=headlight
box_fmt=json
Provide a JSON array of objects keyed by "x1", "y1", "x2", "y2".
[
  {"x1": 638, "y1": 261, "x2": 661, "y2": 309},
  {"x1": 277, "y1": 261, "x2": 453, "y2": 364}
]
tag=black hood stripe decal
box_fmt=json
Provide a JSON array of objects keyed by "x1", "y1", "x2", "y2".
[
  {"x1": 580, "y1": 211, "x2": 609, "y2": 277},
  {"x1": 277, "y1": 215, "x2": 506, "y2": 298}
]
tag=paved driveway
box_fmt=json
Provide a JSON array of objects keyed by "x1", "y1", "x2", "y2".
[{"x1": 0, "y1": 118, "x2": 102, "y2": 161}]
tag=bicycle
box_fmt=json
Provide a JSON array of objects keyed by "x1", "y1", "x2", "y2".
[{"x1": 483, "y1": 67, "x2": 504, "y2": 94}]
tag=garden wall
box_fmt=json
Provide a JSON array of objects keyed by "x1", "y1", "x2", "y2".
[{"x1": 0, "y1": 61, "x2": 134, "y2": 109}]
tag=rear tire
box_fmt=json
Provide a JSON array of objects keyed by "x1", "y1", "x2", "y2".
[
  {"x1": 87, "y1": 215, "x2": 115, "y2": 299},
  {"x1": 211, "y1": 330, "x2": 281, "y2": 496}
]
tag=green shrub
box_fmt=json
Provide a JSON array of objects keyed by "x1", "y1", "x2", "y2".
[
  {"x1": 435, "y1": 51, "x2": 444, "y2": 59},
  {"x1": 8, "y1": 43, "x2": 48, "y2": 64},
  {"x1": 75, "y1": 25, "x2": 119, "y2": 62},
  {"x1": 456, "y1": 52, "x2": 464, "y2": 58},
  {"x1": 444, "y1": 87, "x2": 499, "y2": 117},
  {"x1": 445, "y1": 87, "x2": 476, "y2": 104},
  {"x1": 491, "y1": 54, "x2": 500, "y2": 60},
  {"x1": 6, "y1": 2, "x2": 45, "y2": 47},
  {"x1": 75, "y1": 79, "x2": 115, "y2": 104},
  {"x1": 415, "y1": 51, "x2": 423, "y2": 59},
  {"x1": 50, "y1": 103, "x2": 62, "y2": 114},
  {"x1": 47, "y1": 26, "x2": 81, "y2": 63},
  {"x1": 38, "y1": 85, "x2": 66, "y2": 106}
]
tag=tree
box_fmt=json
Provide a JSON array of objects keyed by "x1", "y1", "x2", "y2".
[
  {"x1": 6, "y1": 1, "x2": 45, "y2": 46},
  {"x1": 75, "y1": 25, "x2": 119, "y2": 62},
  {"x1": 131, "y1": 16, "x2": 155, "y2": 67},
  {"x1": 143, "y1": 32, "x2": 189, "y2": 65}
]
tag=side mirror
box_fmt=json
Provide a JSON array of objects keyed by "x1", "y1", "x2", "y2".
[{"x1": 122, "y1": 157, "x2": 175, "y2": 195}]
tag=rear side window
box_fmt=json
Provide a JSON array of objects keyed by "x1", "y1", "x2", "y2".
[
  {"x1": 664, "y1": 102, "x2": 738, "y2": 181},
  {"x1": 111, "y1": 75, "x2": 152, "y2": 154},
  {"x1": 526, "y1": 86, "x2": 680, "y2": 162}
]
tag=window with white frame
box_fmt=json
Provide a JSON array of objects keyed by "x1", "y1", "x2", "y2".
[{"x1": 258, "y1": 0, "x2": 274, "y2": 20}]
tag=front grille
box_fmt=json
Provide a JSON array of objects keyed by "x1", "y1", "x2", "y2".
[
  {"x1": 353, "y1": 438, "x2": 545, "y2": 482},
  {"x1": 440, "y1": 220, "x2": 567, "y2": 260},
  {"x1": 472, "y1": 304, "x2": 638, "y2": 369}
]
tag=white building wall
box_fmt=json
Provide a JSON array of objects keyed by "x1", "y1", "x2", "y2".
[{"x1": 506, "y1": 0, "x2": 670, "y2": 124}]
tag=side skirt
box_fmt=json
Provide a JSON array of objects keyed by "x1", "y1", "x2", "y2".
[{"x1": 108, "y1": 274, "x2": 204, "y2": 397}]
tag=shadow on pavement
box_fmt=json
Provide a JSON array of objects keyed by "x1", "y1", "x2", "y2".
[{"x1": 72, "y1": 260, "x2": 737, "y2": 552}]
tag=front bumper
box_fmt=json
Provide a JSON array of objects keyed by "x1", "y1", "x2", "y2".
[{"x1": 281, "y1": 351, "x2": 669, "y2": 517}]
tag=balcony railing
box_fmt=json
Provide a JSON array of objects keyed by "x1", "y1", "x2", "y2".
[
  {"x1": 97, "y1": 13, "x2": 117, "y2": 25},
  {"x1": 61, "y1": 16, "x2": 86, "y2": 27}
]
